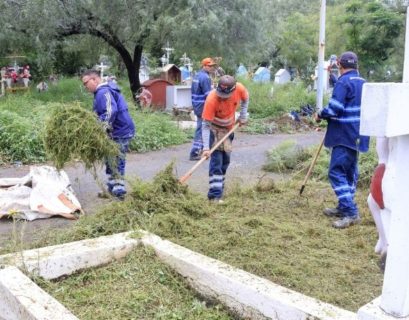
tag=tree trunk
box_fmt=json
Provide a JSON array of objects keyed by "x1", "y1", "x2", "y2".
[
  {"x1": 109, "y1": 42, "x2": 141, "y2": 103},
  {"x1": 117, "y1": 49, "x2": 141, "y2": 103}
]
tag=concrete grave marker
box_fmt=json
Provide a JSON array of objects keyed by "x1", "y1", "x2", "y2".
[{"x1": 359, "y1": 5, "x2": 409, "y2": 319}]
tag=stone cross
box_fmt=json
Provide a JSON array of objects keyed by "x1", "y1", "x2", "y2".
[{"x1": 358, "y1": 5, "x2": 409, "y2": 319}]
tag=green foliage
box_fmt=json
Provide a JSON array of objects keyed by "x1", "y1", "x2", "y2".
[
  {"x1": 277, "y1": 12, "x2": 318, "y2": 73},
  {"x1": 264, "y1": 139, "x2": 378, "y2": 189},
  {"x1": 263, "y1": 140, "x2": 311, "y2": 173},
  {"x1": 130, "y1": 112, "x2": 189, "y2": 152},
  {"x1": 243, "y1": 79, "x2": 316, "y2": 119},
  {"x1": 343, "y1": 0, "x2": 403, "y2": 72},
  {"x1": 0, "y1": 78, "x2": 189, "y2": 165},
  {"x1": 241, "y1": 117, "x2": 278, "y2": 134},
  {"x1": 34, "y1": 78, "x2": 92, "y2": 105},
  {"x1": 0, "y1": 110, "x2": 46, "y2": 163}
]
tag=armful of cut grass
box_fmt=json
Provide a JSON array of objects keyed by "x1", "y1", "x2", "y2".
[{"x1": 43, "y1": 103, "x2": 120, "y2": 171}]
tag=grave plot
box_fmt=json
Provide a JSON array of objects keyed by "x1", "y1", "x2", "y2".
[
  {"x1": 36, "y1": 246, "x2": 232, "y2": 320},
  {"x1": 0, "y1": 231, "x2": 356, "y2": 320}
]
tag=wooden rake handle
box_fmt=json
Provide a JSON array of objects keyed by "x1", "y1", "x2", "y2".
[
  {"x1": 179, "y1": 123, "x2": 240, "y2": 184},
  {"x1": 299, "y1": 137, "x2": 325, "y2": 195}
]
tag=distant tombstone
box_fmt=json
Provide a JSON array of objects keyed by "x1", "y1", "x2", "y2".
[
  {"x1": 236, "y1": 64, "x2": 248, "y2": 78},
  {"x1": 274, "y1": 69, "x2": 291, "y2": 84},
  {"x1": 139, "y1": 65, "x2": 150, "y2": 83},
  {"x1": 180, "y1": 66, "x2": 190, "y2": 82},
  {"x1": 0, "y1": 68, "x2": 5, "y2": 96},
  {"x1": 253, "y1": 67, "x2": 271, "y2": 83},
  {"x1": 36, "y1": 81, "x2": 48, "y2": 92},
  {"x1": 313, "y1": 55, "x2": 339, "y2": 92}
]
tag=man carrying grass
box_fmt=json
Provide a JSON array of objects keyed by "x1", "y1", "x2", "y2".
[{"x1": 82, "y1": 70, "x2": 135, "y2": 200}]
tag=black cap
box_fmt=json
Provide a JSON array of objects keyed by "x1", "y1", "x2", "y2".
[{"x1": 339, "y1": 51, "x2": 358, "y2": 69}]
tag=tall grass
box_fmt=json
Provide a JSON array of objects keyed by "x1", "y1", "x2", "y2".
[
  {"x1": 264, "y1": 139, "x2": 378, "y2": 188},
  {"x1": 0, "y1": 78, "x2": 189, "y2": 164},
  {"x1": 239, "y1": 78, "x2": 317, "y2": 119}
]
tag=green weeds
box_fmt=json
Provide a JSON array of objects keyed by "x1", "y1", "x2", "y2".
[
  {"x1": 264, "y1": 139, "x2": 378, "y2": 188},
  {"x1": 0, "y1": 79, "x2": 189, "y2": 164}
]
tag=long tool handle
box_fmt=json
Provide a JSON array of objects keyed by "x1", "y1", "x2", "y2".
[
  {"x1": 299, "y1": 137, "x2": 325, "y2": 195},
  {"x1": 179, "y1": 123, "x2": 240, "y2": 184}
]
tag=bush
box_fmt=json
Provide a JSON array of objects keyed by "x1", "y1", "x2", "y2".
[
  {"x1": 0, "y1": 110, "x2": 46, "y2": 163},
  {"x1": 130, "y1": 111, "x2": 189, "y2": 152},
  {"x1": 34, "y1": 78, "x2": 92, "y2": 104},
  {"x1": 263, "y1": 140, "x2": 310, "y2": 173},
  {"x1": 264, "y1": 139, "x2": 378, "y2": 189},
  {"x1": 240, "y1": 79, "x2": 317, "y2": 119}
]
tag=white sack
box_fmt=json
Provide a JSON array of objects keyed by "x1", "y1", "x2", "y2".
[{"x1": 0, "y1": 166, "x2": 82, "y2": 221}]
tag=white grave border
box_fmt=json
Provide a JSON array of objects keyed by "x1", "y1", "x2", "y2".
[{"x1": 0, "y1": 230, "x2": 361, "y2": 320}]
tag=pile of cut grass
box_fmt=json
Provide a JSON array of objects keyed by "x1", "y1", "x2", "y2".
[
  {"x1": 22, "y1": 163, "x2": 383, "y2": 313},
  {"x1": 43, "y1": 103, "x2": 119, "y2": 170},
  {"x1": 36, "y1": 247, "x2": 232, "y2": 320}
]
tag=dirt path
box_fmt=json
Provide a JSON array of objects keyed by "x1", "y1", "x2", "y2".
[{"x1": 0, "y1": 131, "x2": 324, "y2": 245}]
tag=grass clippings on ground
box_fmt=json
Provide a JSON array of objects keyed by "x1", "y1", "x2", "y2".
[
  {"x1": 36, "y1": 246, "x2": 232, "y2": 320},
  {"x1": 24, "y1": 163, "x2": 382, "y2": 313}
]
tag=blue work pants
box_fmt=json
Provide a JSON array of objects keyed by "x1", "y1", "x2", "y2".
[
  {"x1": 105, "y1": 138, "x2": 130, "y2": 196},
  {"x1": 328, "y1": 146, "x2": 359, "y2": 217},
  {"x1": 207, "y1": 131, "x2": 234, "y2": 200},
  {"x1": 190, "y1": 117, "x2": 203, "y2": 157}
]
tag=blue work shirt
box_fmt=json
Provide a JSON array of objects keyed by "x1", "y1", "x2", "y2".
[{"x1": 318, "y1": 69, "x2": 369, "y2": 152}]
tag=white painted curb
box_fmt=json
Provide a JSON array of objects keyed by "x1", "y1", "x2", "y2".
[
  {"x1": 358, "y1": 297, "x2": 407, "y2": 320},
  {"x1": 142, "y1": 233, "x2": 357, "y2": 320},
  {"x1": 0, "y1": 266, "x2": 77, "y2": 320},
  {"x1": 0, "y1": 232, "x2": 139, "y2": 280}
]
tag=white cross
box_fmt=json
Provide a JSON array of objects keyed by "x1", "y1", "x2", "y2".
[
  {"x1": 161, "y1": 41, "x2": 174, "y2": 62},
  {"x1": 358, "y1": 5, "x2": 409, "y2": 319},
  {"x1": 96, "y1": 62, "x2": 109, "y2": 78},
  {"x1": 180, "y1": 53, "x2": 190, "y2": 65},
  {"x1": 160, "y1": 54, "x2": 168, "y2": 68}
]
